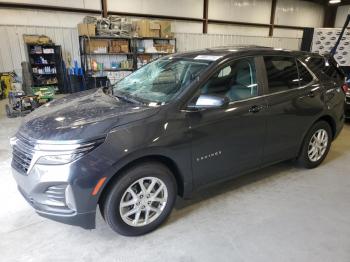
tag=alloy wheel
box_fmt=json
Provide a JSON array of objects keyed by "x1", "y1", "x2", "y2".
[
  {"x1": 119, "y1": 177, "x2": 168, "y2": 227},
  {"x1": 307, "y1": 129, "x2": 329, "y2": 162}
]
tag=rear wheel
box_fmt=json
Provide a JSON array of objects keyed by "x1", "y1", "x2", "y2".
[
  {"x1": 101, "y1": 162, "x2": 177, "y2": 236},
  {"x1": 297, "y1": 121, "x2": 332, "y2": 168}
]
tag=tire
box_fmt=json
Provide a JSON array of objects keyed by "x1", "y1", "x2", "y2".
[
  {"x1": 101, "y1": 162, "x2": 177, "y2": 236},
  {"x1": 297, "y1": 121, "x2": 332, "y2": 169}
]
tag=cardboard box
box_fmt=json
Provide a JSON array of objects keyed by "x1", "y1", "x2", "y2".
[
  {"x1": 135, "y1": 20, "x2": 148, "y2": 37},
  {"x1": 120, "y1": 44, "x2": 129, "y2": 53},
  {"x1": 86, "y1": 40, "x2": 108, "y2": 53},
  {"x1": 154, "y1": 44, "x2": 175, "y2": 53},
  {"x1": 78, "y1": 23, "x2": 96, "y2": 36},
  {"x1": 159, "y1": 21, "x2": 174, "y2": 38},
  {"x1": 110, "y1": 40, "x2": 129, "y2": 53},
  {"x1": 135, "y1": 19, "x2": 160, "y2": 38},
  {"x1": 149, "y1": 21, "x2": 161, "y2": 38},
  {"x1": 23, "y1": 34, "x2": 52, "y2": 44}
]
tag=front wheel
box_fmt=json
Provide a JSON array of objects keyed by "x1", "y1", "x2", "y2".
[
  {"x1": 101, "y1": 162, "x2": 177, "y2": 236},
  {"x1": 297, "y1": 121, "x2": 332, "y2": 169}
]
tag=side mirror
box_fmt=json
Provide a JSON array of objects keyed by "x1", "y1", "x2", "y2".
[{"x1": 187, "y1": 94, "x2": 229, "y2": 110}]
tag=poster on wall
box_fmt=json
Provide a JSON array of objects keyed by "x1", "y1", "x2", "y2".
[{"x1": 311, "y1": 28, "x2": 350, "y2": 66}]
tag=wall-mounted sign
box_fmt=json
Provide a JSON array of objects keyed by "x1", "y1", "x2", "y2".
[{"x1": 312, "y1": 28, "x2": 350, "y2": 66}]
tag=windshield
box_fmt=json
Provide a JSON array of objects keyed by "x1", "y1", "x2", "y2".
[{"x1": 113, "y1": 57, "x2": 211, "y2": 104}]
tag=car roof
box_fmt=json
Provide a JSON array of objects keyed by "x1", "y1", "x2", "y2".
[{"x1": 170, "y1": 46, "x2": 320, "y2": 60}]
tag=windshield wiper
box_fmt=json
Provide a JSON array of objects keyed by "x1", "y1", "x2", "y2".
[{"x1": 114, "y1": 92, "x2": 143, "y2": 105}]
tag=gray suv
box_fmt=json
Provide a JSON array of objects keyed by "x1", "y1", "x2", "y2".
[{"x1": 11, "y1": 47, "x2": 346, "y2": 236}]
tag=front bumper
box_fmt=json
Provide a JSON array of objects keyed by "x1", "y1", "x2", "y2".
[{"x1": 12, "y1": 163, "x2": 96, "y2": 229}]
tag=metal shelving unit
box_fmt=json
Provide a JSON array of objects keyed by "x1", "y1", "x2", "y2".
[
  {"x1": 26, "y1": 44, "x2": 64, "y2": 92},
  {"x1": 79, "y1": 36, "x2": 134, "y2": 76},
  {"x1": 79, "y1": 36, "x2": 177, "y2": 75}
]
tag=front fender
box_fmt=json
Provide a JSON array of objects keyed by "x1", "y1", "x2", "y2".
[{"x1": 95, "y1": 115, "x2": 193, "y2": 202}]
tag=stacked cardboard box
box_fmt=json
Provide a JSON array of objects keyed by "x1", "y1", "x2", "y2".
[
  {"x1": 154, "y1": 44, "x2": 175, "y2": 53},
  {"x1": 134, "y1": 20, "x2": 173, "y2": 38},
  {"x1": 23, "y1": 35, "x2": 52, "y2": 44},
  {"x1": 110, "y1": 40, "x2": 129, "y2": 53},
  {"x1": 135, "y1": 20, "x2": 160, "y2": 37},
  {"x1": 86, "y1": 40, "x2": 108, "y2": 53},
  {"x1": 78, "y1": 23, "x2": 96, "y2": 37},
  {"x1": 159, "y1": 21, "x2": 174, "y2": 38}
]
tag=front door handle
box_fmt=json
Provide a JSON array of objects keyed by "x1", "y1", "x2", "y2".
[{"x1": 249, "y1": 105, "x2": 263, "y2": 113}]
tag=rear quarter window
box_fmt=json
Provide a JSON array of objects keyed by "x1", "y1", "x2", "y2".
[
  {"x1": 297, "y1": 60, "x2": 314, "y2": 86},
  {"x1": 303, "y1": 56, "x2": 344, "y2": 83}
]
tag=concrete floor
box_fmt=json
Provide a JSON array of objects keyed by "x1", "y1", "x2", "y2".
[{"x1": 0, "y1": 98, "x2": 350, "y2": 262}]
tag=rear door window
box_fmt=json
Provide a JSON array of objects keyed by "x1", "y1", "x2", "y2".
[{"x1": 264, "y1": 56, "x2": 299, "y2": 93}]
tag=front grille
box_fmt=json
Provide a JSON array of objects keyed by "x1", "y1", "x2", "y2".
[{"x1": 11, "y1": 135, "x2": 35, "y2": 174}]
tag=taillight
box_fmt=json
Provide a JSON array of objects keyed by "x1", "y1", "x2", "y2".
[{"x1": 342, "y1": 83, "x2": 349, "y2": 94}]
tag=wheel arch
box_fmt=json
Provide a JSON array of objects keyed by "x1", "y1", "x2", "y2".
[
  {"x1": 98, "y1": 154, "x2": 185, "y2": 206},
  {"x1": 297, "y1": 114, "x2": 336, "y2": 157},
  {"x1": 316, "y1": 115, "x2": 336, "y2": 139}
]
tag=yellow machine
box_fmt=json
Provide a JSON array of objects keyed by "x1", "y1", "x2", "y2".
[{"x1": 0, "y1": 73, "x2": 14, "y2": 98}]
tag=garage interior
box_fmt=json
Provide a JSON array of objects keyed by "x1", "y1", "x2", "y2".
[{"x1": 0, "y1": 0, "x2": 350, "y2": 261}]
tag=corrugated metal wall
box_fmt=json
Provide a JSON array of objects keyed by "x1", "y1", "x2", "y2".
[
  {"x1": 0, "y1": 25, "x2": 80, "y2": 72},
  {"x1": 175, "y1": 33, "x2": 301, "y2": 52},
  {"x1": 0, "y1": 25, "x2": 302, "y2": 73}
]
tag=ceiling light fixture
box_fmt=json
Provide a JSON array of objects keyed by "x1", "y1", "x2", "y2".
[{"x1": 329, "y1": 0, "x2": 341, "y2": 4}]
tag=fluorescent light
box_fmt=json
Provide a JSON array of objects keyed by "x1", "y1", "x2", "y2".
[{"x1": 329, "y1": 0, "x2": 341, "y2": 4}]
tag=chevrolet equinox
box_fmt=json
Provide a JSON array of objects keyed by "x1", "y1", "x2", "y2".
[{"x1": 11, "y1": 47, "x2": 346, "y2": 236}]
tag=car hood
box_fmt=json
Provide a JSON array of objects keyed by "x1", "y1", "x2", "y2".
[{"x1": 17, "y1": 89, "x2": 160, "y2": 141}]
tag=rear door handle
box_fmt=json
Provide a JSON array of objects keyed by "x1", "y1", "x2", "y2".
[{"x1": 249, "y1": 105, "x2": 263, "y2": 113}]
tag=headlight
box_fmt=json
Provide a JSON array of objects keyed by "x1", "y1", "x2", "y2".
[
  {"x1": 37, "y1": 153, "x2": 85, "y2": 165},
  {"x1": 35, "y1": 138, "x2": 105, "y2": 165}
]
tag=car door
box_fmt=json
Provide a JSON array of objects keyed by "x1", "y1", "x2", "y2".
[
  {"x1": 185, "y1": 57, "x2": 268, "y2": 189},
  {"x1": 261, "y1": 55, "x2": 324, "y2": 164}
]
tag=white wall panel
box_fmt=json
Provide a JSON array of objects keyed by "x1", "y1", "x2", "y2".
[
  {"x1": 275, "y1": 0, "x2": 324, "y2": 28},
  {"x1": 335, "y1": 5, "x2": 350, "y2": 28},
  {"x1": 171, "y1": 21, "x2": 202, "y2": 34},
  {"x1": 273, "y1": 28, "x2": 303, "y2": 38},
  {"x1": 209, "y1": 0, "x2": 272, "y2": 24},
  {"x1": 0, "y1": 25, "x2": 80, "y2": 72},
  {"x1": 0, "y1": 25, "x2": 302, "y2": 73},
  {"x1": 107, "y1": 0, "x2": 203, "y2": 19},
  {"x1": 0, "y1": 0, "x2": 101, "y2": 10},
  {"x1": 175, "y1": 33, "x2": 301, "y2": 53},
  {"x1": 208, "y1": 24, "x2": 269, "y2": 36},
  {"x1": 0, "y1": 9, "x2": 94, "y2": 27}
]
